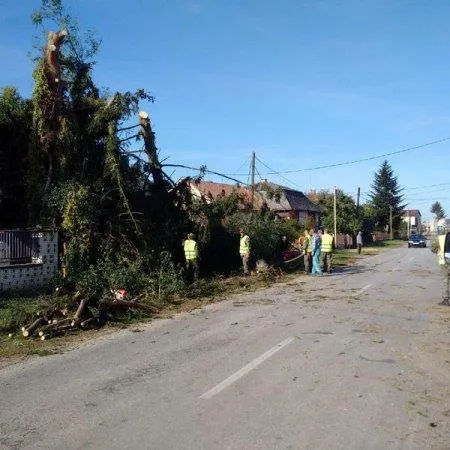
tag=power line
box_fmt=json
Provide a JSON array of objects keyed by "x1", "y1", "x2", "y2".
[
  {"x1": 255, "y1": 156, "x2": 304, "y2": 190},
  {"x1": 406, "y1": 187, "x2": 450, "y2": 197},
  {"x1": 404, "y1": 197, "x2": 450, "y2": 202},
  {"x1": 231, "y1": 154, "x2": 252, "y2": 178},
  {"x1": 362, "y1": 182, "x2": 450, "y2": 197},
  {"x1": 254, "y1": 164, "x2": 264, "y2": 181},
  {"x1": 162, "y1": 164, "x2": 249, "y2": 186},
  {"x1": 225, "y1": 137, "x2": 450, "y2": 175},
  {"x1": 404, "y1": 181, "x2": 450, "y2": 191}
]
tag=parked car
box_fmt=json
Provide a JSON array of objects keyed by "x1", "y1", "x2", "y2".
[{"x1": 408, "y1": 234, "x2": 427, "y2": 248}]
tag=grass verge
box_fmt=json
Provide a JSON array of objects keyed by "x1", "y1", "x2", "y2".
[{"x1": 0, "y1": 240, "x2": 404, "y2": 362}]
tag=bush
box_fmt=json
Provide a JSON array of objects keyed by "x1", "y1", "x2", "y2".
[
  {"x1": 227, "y1": 213, "x2": 302, "y2": 263},
  {"x1": 147, "y1": 251, "x2": 185, "y2": 304},
  {"x1": 430, "y1": 238, "x2": 440, "y2": 254}
]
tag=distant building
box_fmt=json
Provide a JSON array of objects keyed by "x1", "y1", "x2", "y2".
[
  {"x1": 188, "y1": 180, "x2": 262, "y2": 210},
  {"x1": 402, "y1": 209, "x2": 422, "y2": 233},
  {"x1": 256, "y1": 181, "x2": 321, "y2": 225},
  {"x1": 188, "y1": 180, "x2": 321, "y2": 225}
]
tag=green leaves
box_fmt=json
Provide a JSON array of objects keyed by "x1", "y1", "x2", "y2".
[{"x1": 313, "y1": 190, "x2": 361, "y2": 235}]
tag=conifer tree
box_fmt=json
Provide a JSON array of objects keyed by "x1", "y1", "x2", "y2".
[
  {"x1": 369, "y1": 160, "x2": 405, "y2": 231},
  {"x1": 430, "y1": 201, "x2": 445, "y2": 220}
]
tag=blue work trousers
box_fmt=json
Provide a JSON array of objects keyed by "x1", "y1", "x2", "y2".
[{"x1": 311, "y1": 251, "x2": 323, "y2": 275}]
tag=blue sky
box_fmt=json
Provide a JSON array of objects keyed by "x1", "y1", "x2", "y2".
[{"x1": 1, "y1": 0, "x2": 450, "y2": 220}]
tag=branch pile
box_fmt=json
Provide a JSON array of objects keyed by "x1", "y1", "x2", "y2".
[{"x1": 15, "y1": 291, "x2": 160, "y2": 341}]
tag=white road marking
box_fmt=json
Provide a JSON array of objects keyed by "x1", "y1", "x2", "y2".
[
  {"x1": 408, "y1": 257, "x2": 414, "y2": 262},
  {"x1": 354, "y1": 284, "x2": 372, "y2": 296},
  {"x1": 199, "y1": 336, "x2": 295, "y2": 400}
]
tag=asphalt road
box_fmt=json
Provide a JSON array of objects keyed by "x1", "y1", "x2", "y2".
[{"x1": 1, "y1": 245, "x2": 449, "y2": 450}]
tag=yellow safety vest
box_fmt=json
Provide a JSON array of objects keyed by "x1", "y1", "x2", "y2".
[
  {"x1": 240, "y1": 235, "x2": 250, "y2": 256},
  {"x1": 321, "y1": 233, "x2": 333, "y2": 253},
  {"x1": 307, "y1": 235, "x2": 314, "y2": 253},
  {"x1": 184, "y1": 239, "x2": 198, "y2": 261},
  {"x1": 438, "y1": 234, "x2": 446, "y2": 265},
  {"x1": 303, "y1": 235, "x2": 311, "y2": 253}
]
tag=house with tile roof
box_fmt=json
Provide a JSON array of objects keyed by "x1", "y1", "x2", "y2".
[
  {"x1": 256, "y1": 181, "x2": 321, "y2": 225},
  {"x1": 189, "y1": 180, "x2": 262, "y2": 210},
  {"x1": 189, "y1": 180, "x2": 321, "y2": 224}
]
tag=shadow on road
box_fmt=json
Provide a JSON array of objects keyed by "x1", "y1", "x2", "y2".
[{"x1": 331, "y1": 264, "x2": 371, "y2": 276}]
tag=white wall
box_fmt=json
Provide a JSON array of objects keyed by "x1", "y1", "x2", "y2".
[{"x1": 0, "y1": 232, "x2": 58, "y2": 292}]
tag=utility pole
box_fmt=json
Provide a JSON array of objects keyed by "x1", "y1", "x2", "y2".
[
  {"x1": 356, "y1": 186, "x2": 360, "y2": 209},
  {"x1": 250, "y1": 151, "x2": 256, "y2": 211},
  {"x1": 333, "y1": 187, "x2": 337, "y2": 239},
  {"x1": 389, "y1": 205, "x2": 393, "y2": 240}
]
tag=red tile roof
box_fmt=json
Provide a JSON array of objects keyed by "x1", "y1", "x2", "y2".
[{"x1": 190, "y1": 181, "x2": 264, "y2": 209}]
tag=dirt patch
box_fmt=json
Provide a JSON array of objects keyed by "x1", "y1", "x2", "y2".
[{"x1": 409, "y1": 269, "x2": 433, "y2": 276}]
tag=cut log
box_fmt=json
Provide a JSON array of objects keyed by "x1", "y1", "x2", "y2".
[
  {"x1": 80, "y1": 318, "x2": 96, "y2": 328},
  {"x1": 22, "y1": 318, "x2": 46, "y2": 337},
  {"x1": 40, "y1": 323, "x2": 76, "y2": 340},
  {"x1": 37, "y1": 318, "x2": 72, "y2": 336},
  {"x1": 72, "y1": 297, "x2": 89, "y2": 326},
  {"x1": 38, "y1": 324, "x2": 57, "y2": 337}
]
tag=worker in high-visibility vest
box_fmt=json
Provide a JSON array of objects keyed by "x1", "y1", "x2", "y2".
[
  {"x1": 303, "y1": 230, "x2": 312, "y2": 274},
  {"x1": 321, "y1": 228, "x2": 334, "y2": 274},
  {"x1": 183, "y1": 233, "x2": 199, "y2": 282},
  {"x1": 239, "y1": 228, "x2": 251, "y2": 275},
  {"x1": 437, "y1": 232, "x2": 449, "y2": 306}
]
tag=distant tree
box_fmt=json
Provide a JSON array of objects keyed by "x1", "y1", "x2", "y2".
[
  {"x1": 368, "y1": 160, "x2": 405, "y2": 231},
  {"x1": 430, "y1": 201, "x2": 445, "y2": 221},
  {"x1": 0, "y1": 87, "x2": 32, "y2": 227},
  {"x1": 308, "y1": 189, "x2": 361, "y2": 235}
]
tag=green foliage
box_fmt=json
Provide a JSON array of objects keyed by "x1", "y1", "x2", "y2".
[
  {"x1": 430, "y1": 201, "x2": 445, "y2": 220},
  {"x1": 147, "y1": 251, "x2": 185, "y2": 304},
  {"x1": 430, "y1": 238, "x2": 440, "y2": 254},
  {"x1": 70, "y1": 257, "x2": 148, "y2": 300},
  {"x1": 368, "y1": 160, "x2": 405, "y2": 231},
  {"x1": 313, "y1": 189, "x2": 361, "y2": 234},
  {"x1": 2, "y1": 0, "x2": 303, "y2": 310},
  {"x1": 228, "y1": 213, "x2": 300, "y2": 263},
  {"x1": 0, "y1": 87, "x2": 32, "y2": 227}
]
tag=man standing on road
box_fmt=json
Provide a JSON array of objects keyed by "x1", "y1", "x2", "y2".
[
  {"x1": 303, "y1": 230, "x2": 312, "y2": 274},
  {"x1": 311, "y1": 229, "x2": 322, "y2": 276},
  {"x1": 183, "y1": 233, "x2": 199, "y2": 282},
  {"x1": 239, "y1": 228, "x2": 251, "y2": 276},
  {"x1": 437, "y1": 232, "x2": 450, "y2": 306},
  {"x1": 356, "y1": 231, "x2": 363, "y2": 255},
  {"x1": 321, "y1": 228, "x2": 333, "y2": 274}
]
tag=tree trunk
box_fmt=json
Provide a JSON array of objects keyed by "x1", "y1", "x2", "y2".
[{"x1": 139, "y1": 111, "x2": 165, "y2": 188}]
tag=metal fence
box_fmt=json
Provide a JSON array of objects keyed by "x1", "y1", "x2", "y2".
[{"x1": 0, "y1": 230, "x2": 40, "y2": 266}]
